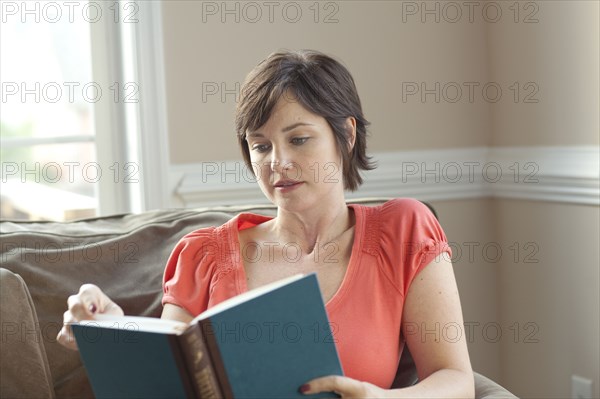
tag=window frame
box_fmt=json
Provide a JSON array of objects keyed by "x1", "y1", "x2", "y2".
[{"x1": 91, "y1": 0, "x2": 170, "y2": 215}]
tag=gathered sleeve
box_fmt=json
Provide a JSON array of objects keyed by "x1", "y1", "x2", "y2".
[
  {"x1": 162, "y1": 228, "x2": 221, "y2": 316},
  {"x1": 377, "y1": 198, "x2": 452, "y2": 298}
]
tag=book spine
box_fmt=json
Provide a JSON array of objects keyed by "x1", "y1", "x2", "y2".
[
  {"x1": 167, "y1": 335, "x2": 197, "y2": 398},
  {"x1": 199, "y1": 319, "x2": 235, "y2": 399},
  {"x1": 179, "y1": 327, "x2": 223, "y2": 399}
]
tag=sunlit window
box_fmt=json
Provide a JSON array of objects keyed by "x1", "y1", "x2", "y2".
[{"x1": 1, "y1": 1, "x2": 98, "y2": 221}]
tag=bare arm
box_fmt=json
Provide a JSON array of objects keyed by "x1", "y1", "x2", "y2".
[
  {"x1": 161, "y1": 303, "x2": 194, "y2": 323},
  {"x1": 395, "y1": 254, "x2": 474, "y2": 398}
]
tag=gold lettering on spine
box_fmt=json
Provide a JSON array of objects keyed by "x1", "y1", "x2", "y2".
[
  {"x1": 197, "y1": 369, "x2": 216, "y2": 396},
  {"x1": 184, "y1": 331, "x2": 219, "y2": 398}
]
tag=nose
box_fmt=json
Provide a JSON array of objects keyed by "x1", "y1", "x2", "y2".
[
  {"x1": 269, "y1": 144, "x2": 291, "y2": 174},
  {"x1": 268, "y1": 145, "x2": 302, "y2": 181}
]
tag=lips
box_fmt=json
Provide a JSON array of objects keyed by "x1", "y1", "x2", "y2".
[
  {"x1": 273, "y1": 179, "x2": 303, "y2": 194},
  {"x1": 273, "y1": 179, "x2": 303, "y2": 189}
]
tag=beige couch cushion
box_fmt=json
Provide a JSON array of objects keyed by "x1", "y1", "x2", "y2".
[{"x1": 1, "y1": 268, "x2": 55, "y2": 398}]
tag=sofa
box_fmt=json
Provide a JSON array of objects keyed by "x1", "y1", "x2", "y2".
[{"x1": 0, "y1": 199, "x2": 518, "y2": 398}]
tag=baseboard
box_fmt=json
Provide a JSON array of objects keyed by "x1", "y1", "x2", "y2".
[{"x1": 169, "y1": 146, "x2": 599, "y2": 208}]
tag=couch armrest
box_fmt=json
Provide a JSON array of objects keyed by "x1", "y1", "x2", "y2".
[
  {"x1": 475, "y1": 372, "x2": 518, "y2": 398},
  {"x1": 0, "y1": 268, "x2": 55, "y2": 398}
]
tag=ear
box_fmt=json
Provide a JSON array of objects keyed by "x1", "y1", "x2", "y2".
[{"x1": 345, "y1": 117, "x2": 357, "y2": 153}]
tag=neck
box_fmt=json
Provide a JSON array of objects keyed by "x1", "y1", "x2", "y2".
[{"x1": 273, "y1": 198, "x2": 352, "y2": 254}]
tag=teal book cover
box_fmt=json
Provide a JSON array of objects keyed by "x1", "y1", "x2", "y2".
[
  {"x1": 198, "y1": 273, "x2": 343, "y2": 398},
  {"x1": 72, "y1": 324, "x2": 193, "y2": 398},
  {"x1": 72, "y1": 273, "x2": 343, "y2": 398}
]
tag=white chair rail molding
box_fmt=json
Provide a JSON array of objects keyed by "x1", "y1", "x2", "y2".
[{"x1": 169, "y1": 145, "x2": 600, "y2": 208}]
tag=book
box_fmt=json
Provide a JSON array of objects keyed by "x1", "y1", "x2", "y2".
[{"x1": 72, "y1": 273, "x2": 343, "y2": 398}]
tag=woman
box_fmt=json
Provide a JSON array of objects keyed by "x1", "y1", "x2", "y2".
[{"x1": 58, "y1": 49, "x2": 474, "y2": 397}]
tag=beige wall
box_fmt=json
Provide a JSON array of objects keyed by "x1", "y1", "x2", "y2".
[
  {"x1": 159, "y1": 1, "x2": 599, "y2": 397},
  {"x1": 485, "y1": 1, "x2": 600, "y2": 397},
  {"x1": 487, "y1": 1, "x2": 599, "y2": 146},
  {"x1": 437, "y1": 198, "x2": 600, "y2": 399},
  {"x1": 161, "y1": 1, "x2": 492, "y2": 164},
  {"x1": 495, "y1": 199, "x2": 599, "y2": 397}
]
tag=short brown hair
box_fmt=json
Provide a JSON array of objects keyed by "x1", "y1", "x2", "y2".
[{"x1": 235, "y1": 49, "x2": 376, "y2": 191}]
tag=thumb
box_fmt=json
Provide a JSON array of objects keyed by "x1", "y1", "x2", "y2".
[{"x1": 300, "y1": 375, "x2": 362, "y2": 397}]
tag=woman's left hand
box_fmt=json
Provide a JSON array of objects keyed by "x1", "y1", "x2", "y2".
[{"x1": 299, "y1": 375, "x2": 387, "y2": 399}]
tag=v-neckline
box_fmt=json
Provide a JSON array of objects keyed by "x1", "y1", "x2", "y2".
[{"x1": 230, "y1": 204, "x2": 364, "y2": 311}]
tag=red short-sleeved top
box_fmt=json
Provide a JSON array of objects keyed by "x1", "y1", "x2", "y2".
[{"x1": 162, "y1": 198, "x2": 451, "y2": 389}]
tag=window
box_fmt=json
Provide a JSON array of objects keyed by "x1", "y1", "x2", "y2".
[
  {"x1": 1, "y1": 0, "x2": 168, "y2": 221},
  {"x1": 1, "y1": 3, "x2": 98, "y2": 220}
]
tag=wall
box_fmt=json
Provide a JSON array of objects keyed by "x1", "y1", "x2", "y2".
[
  {"x1": 495, "y1": 199, "x2": 599, "y2": 397},
  {"x1": 161, "y1": 0, "x2": 492, "y2": 164},
  {"x1": 487, "y1": 0, "x2": 599, "y2": 147},
  {"x1": 486, "y1": 1, "x2": 600, "y2": 397}
]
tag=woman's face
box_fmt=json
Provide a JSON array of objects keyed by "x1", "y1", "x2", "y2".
[{"x1": 245, "y1": 94, "x2": 347, "y2": 212}]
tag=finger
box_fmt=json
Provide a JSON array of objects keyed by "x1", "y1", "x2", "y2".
[
  {"x1": 69, "y1": 284, "x2": 108, "y2": 318},
  {"x1": 56, "y1": 311, "x2": 79, "y2": 350},
  {"x1": 300, "y1": 375, "x2": 363, "y2": 397},
  {"x1": 80, "y1": 284, "x2": 124, "y2": 316},
  {"x1": 56, "y1": 325, "x2": 78, "y2": 350},
  {"x1": 78, "y1": 284, "x2": 103, "y2": 312},
  {"x1": 67, "y1": 294, "x2": 95, "y2": 321}
]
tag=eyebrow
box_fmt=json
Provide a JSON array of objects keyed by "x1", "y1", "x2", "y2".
[
  {"x1": 282, "y1": 122, "x2": 314, "y2": 132},
  {"x1": 246, "y1": 122, "x2": 314, "y2": 138}
]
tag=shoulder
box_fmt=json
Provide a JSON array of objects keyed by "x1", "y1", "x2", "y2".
[
  {"x1": 354, "y1": 198, "x2": 451, "y2": 297},
  {"x1": 167, "y1": 223, "x2": 228, "y2": 266},
  {"x1": 380, "y1": 198, "x2": 435, "y2": 219},
  {"x1": 168, "y1": 212, "x2": 271, "y2": 262},
  {"x1": 161, "y1": 219, "x2": 238, "y2": 316},
  {"x1": 353, "y1": 198, "x2": 438, "y2": 235},
  {"x1": 174, "y1": 225, "x2": 220, "y2": 253},
  {"x1": 381, "y1": 198, "x2": 439, "y2": 232},
  {"x1": 162, "y1": 212, "x2": 273, "y2": 315},
  {"x1": 353, "y1": 198, "x2": 447, "y2": 257},
  {"x1": 382, "y1": 197, "x2": 443, "y2": 239},
  {"x1": 162, "y1": 223, "x2": 227, "y2": 285}
]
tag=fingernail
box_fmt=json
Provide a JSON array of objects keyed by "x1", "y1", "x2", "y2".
[
  {"x1": 88, "y1": 304, "x2": 97, "y2": 314},
  {"x1": 298, "y1": 384, "x2": 310, "y2": 394}
]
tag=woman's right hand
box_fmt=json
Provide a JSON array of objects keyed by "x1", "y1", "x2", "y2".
[{"x1": 56, "y1": 284, "x2": 124, "y2": 350}]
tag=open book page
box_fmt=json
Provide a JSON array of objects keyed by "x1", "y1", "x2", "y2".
[{"x1": 80, "y1": 314, "x2": 188, "y2": 334}]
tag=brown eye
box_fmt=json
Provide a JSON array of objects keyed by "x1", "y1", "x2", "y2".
[
  {"x1": 252, "y1": 144, "x2": 270, "y2": 153},
  {"x1": 291, "y1": 137, "x2": 309, "y2": 145}
]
